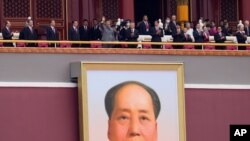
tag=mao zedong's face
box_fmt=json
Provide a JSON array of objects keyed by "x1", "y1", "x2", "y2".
[{"x1": 108, "y1": 84, "x2": 158, "y2": 141}]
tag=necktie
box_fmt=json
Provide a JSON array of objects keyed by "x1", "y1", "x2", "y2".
[{"x1": 145, "y1": 22, "x2": 149, "y2": 31}]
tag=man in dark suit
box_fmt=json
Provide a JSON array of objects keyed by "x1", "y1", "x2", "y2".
[
  {"x1": 2, "y1": 20, "x2": 14, "y2": 47},
  {"x1": 214, "y1": 26, "x2": 227, "y2": 50},
  {"x1": 193, "y1": 23, "x2": 204, "y2": 49},
  {"x1": 69, "y1": 20, "x2": 80, "y2": 48},
  {"x1": 19, "y1": 28, "x2": 25, "y2": 40},
  {"x1": 23, "y1": 20, "x2": 37, "y2": 47},
  {"x1": 236, "y1": 25, "x2": 247, "y2": 50},
  {"x1": 168, "y1": 15, "x2": 177, "y2": 35},
  {"x1": 150, "y1": 20, "x2": 164, "y2": 49},
  {"x1": 244, "y1": 20, "x2": 250, "y2": 36},
  {"x1": 222, "y1": 22, "x2": 232, "y2": 36},
  {"x1": 172, "y1": 25, "x2": 185, "y2": 49},
  {"x1": 126, "y1": 22, "x2": 139, "y2": 48},
  {"x1": 90, "y1": 19, "x2": 102, "y2": 40},
  {"x1": 138, "y1": 15, "x2": 151, "y2": 35},
  {"x1": 79, "y1": 19, "x2": 91, "y2": 47},
  {"x1": 46, "y1": 20, "x2": 59, "y2": 47},
  {"x1": 118, "y1": 21, "x2": 129, "y2": 42},
  {"x1": 164, "y1": 17, "x2": 172, "y2": 35}
]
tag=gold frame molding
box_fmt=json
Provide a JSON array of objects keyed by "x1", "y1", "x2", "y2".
[{"x1": 78, "y1": 62, "x2": 186, "y2": 141}]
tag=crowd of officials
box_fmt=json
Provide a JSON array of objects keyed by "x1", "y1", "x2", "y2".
[{"x1": 1, "y1": 15, "x2": 250, "y2": 50}]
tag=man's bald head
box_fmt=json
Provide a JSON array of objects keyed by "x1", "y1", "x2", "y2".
[{"x1": 105, "y1": 81, "x2": 161, "y2": 119}]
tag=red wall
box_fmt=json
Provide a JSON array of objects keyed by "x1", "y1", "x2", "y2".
[
  {"x1": 68, "y1": 0, "x2": 135, "y2": 23},
  {"x1": 191, "y1": 0, "x2": 219, "y2": 22},
  {"x1": 119, "y1": 0, "x2": 135, "y2": 21},
  {"x1": 68, "y1": 0, "x2": 100, "y2": 24},
  {"x1": 239, "y1": 0, "x2": 250, "y2": 20},
  {"x1": 0, "y1": 88, "x2": 250, "y2": 141},
  {"x1": 185, "y1": 89, "x2": 250, "y2": 141},
  {"x1": 0, "y1": 87, "x2": 79, "y2": 141}
]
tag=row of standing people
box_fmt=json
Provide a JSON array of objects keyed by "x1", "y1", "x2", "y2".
[
  {"x1": 1, "y1": 19, "x2": 103, "y2": 47},
  {"x1": 138, "y1": 15, "x2": 250, "y2": 50},
  {"x1": 2, "y1": 20, "x2": 39, "y2": 47},
  {"x1": 171, "y1": 22, "x2": 248, "y2": 50},
  {"x1": 68, "y1": 16, "x2": 164, "y2": 48},
  {"x1": 2, "y1": 16, "x2": 250, "y2": 50},
  {"x1": 3, "y1": 19, "x2": 52, "y2": 47}
]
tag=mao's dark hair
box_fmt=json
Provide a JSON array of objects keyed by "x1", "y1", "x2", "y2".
[{"x1": 105, "y1": 81, "x2": 161, "y2": 119}]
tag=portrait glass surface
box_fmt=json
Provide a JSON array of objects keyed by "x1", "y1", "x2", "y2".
[{"x1": 78, "y1": 62, "x2": 186, "y2": 141}]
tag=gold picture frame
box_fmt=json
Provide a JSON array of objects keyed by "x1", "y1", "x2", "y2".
[{"x1": 77, "y1": 62, "x2": 186, "y2": 141}]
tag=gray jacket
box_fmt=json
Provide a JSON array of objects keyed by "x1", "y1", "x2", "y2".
[{"x1": 100, "y1": 24, "x2": 116, "y2": 41}]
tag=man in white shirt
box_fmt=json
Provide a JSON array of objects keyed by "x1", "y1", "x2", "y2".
[{"x1": 126, "y1": 22, "x2": 139, "y2": 48}]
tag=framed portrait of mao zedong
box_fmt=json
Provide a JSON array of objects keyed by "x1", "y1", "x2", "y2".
[{"x1": 71, "y1": 62, "x2": 186, "y2": 141}]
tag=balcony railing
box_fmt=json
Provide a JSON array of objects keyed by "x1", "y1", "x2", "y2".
[{"x1": 0, "y1": 39, "x2": 250, "y2": 50}]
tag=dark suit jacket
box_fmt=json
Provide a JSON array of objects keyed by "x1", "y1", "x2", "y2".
[
  {"x1": 68, "y1": 26, "x2": 80, "y2": 41},
  {"x1": 168, "y1": 21, "x2": 177, "y2": 34},
  {"x1": 193, "y1": 29, "x2": 204, "y2": 42},
  {"x1": 164, "y1": 24, "x2": 172, "y2": 35},
  {"x1": 236, "y1": 32, "x2": 247, "y2": 44},
  {"x1": 138, "y1": 21, "x2": 151, "y2": 35},
  {"x1": 244, "y1": 27, "x2": 250, "y2": 36},
  {"x1": 46, "y1": 26, "x2": 59, "y2": 41},
  {"x1": 23, "y1": 26, "x2": 37, "y2": 40},
  {"x1": 79, "y1": 26, "x2": 90, "y2": 41},
  {"x1": 126, "y1": 28, "x2": 139, "y2": 41},
  {"x1": 222, "y1": 27, "x2": 232, "y2": 36},
  {"x1": 2, "y1": 27, "x2": 13, "y2": 47},
  {"x1": 90, "y1": 25, "x2": 102, "y2": 40},
  {"x1": 20, "y1": 26, "x2": 38, "y2": 47},
  {"x1": 172, "y1": 30, "x2": 185, "y2": 42},
  {"x1": 214, "y1": 33, "x2": 226, "y2": 43},
  {"x1": 118, "y1": 28, "x2": 128, "y2": 41},
  {"x1": 150, "y1": 27, "x2": 163, "y2": 42},
  {"x1": 183, "y1": 34, "x2": 193, "y2": 42},
  {"x1": 19, "y1": 27, "x2": 25, "y2": 40}
]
